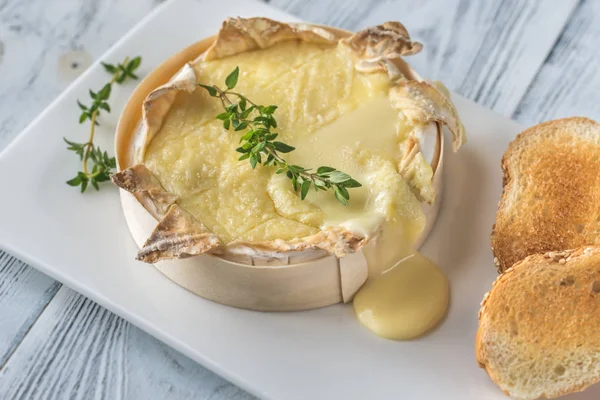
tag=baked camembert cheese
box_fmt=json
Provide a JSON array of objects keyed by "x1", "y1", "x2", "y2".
[{"x1": 112, "y1": 18, "x2": 465, "y2": 269}]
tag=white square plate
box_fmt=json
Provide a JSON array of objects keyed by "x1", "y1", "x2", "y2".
[{"x1": 1, "y1": 0, "x2": 597, "y2": 399}]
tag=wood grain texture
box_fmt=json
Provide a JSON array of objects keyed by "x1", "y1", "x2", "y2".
[
  {"x1": 0, "y1": 0, "x2": 594, "y2": 399},
  {"x1": 0, "y1": 252, "x2": 60, "y2": 367},
  {"x1": 0, "y1": 0, "x2": 162, "y2": 149},
  {"x1": 0, "y1": 0, "x2": 166, "y2": 368},
  {"x1": 270, "y1": 0, "x2": 578, "y2": 116},
  {"x1": 0, "y1": 287, "x2": 255, "y2": 400},
  {"x1": 0, "y1": 0, "x2": 255, "y2": 399},
  {"x1": 513, "y1": 0, "x2": 600, "y2": 125}
]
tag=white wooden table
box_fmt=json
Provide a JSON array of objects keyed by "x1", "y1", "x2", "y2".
[{"x1": 0, "y1": 0, "x2": 598, "y2": 398}]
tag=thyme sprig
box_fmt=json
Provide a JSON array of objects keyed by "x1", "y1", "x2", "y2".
[
  {"x1": 199, "y1": 67, "x2": 361, "y2": 205},
  {"x1": 64, "y1": 56, "x2": 142, "y2": 192}
]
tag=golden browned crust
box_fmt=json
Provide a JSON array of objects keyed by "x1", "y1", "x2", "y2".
[
  {"x1": 137, "y1": 204, "x2": 223, "y2": 263},
  {"x1": 491, "y1": 117, "x2": 600, "y2": 273},
  {"x1": 203, "y1": 18, "x2": 423, "y2": 82},
  {"x1": 202, "y1": 17, "x2": 337, "y2": 61},
  {"x1": 114, "y1": 18, "x2": 465, "y2": 263},
  {"x1": 390, "y1": 81, "x2": 465, "y2": 203},
  {"x1": 340, "y1": 21, "x2": 422, "y2": 77},
  {"x1": 230, "y1": 227, "x2": 373, "y2": 259},
  {"x1": 114, "y1": 165, "x2": 377, "y2": 262},
  {"x1": 111, "y1": 164, "x2": 179, "y2": 218},
  {"x1": 477, "y1": 246, "x2": 600, "y2": 399},
  {"x1": 390, "y1": 81, "x2": 466, "y2": 152},
  {"x1": 136, "y1": 64, "x2": 197, "y2": 162}
]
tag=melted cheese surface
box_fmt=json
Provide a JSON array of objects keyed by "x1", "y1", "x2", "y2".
[
  {"x1": 144, "y1": 40, "x2": 429, "y2": 245},
  {"x1": 353, "y1": 252, "x2": 449, "y2": 340}
]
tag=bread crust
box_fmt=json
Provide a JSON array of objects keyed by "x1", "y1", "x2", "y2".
[
  {"x1": 491, "y1": 117, "x2": 600, "y2": 273},
  {"x1": 477, "y1": 246, "x2": 600, "y2": 399}
]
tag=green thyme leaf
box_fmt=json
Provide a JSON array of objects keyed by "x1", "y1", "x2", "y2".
[
  {"x1": 328, "y1": 171, "x2": 352, "y2": 183},
  {"x1": 199, "y1": 84, "x2": 218, "y2": 97},
  {"x1": 262, "y1": 105, "x2": 277, "y2": 114},
  {"x1": 198, "y1": 66, "x2": 361, "y2": 205},
  {"x1": 313, "y1": 178, "x2": 327, "y2": 188},
  {"x1": 273, "y1": 142, "x2": 295, "y2": 153},
  {"x1": 98, "y1": 83, "x2": 111, "y2": 100},
  {"x1": 95, "y1": 172, "x2": 112, "y2": 182},
  {"x1": 240, "y1": 106, "x2": 255, "y2": 119},
  {"x1": 341, "y1": 178, "x2": 362, "y2": 188},
  {"x1": 317, "y1": 166, "x2": 335, "y2": 174},
  {"x1": 127, "y1": 56, "x2": 142, "y2": 77},
  {"x1": 101, "y1": 62, "x2": 117, "y2": 74},
  {"x1": 300, "y1": 180, "x2": 311, "y2": 200},
  {"x1": 252, "y1": 141, "x2": 266, "y2": 153},
  {"x1": 239, "y1": 131, "x2": 254, "y2": 142},
  {"x1": 334, "y1": 186, "x2": 349, "y2": 206},
  {"x1": 67, "y1": 56, "x2": 142, "y2": 193},
  {"x1": 66, "y1": 175, "x2": 82, "y2": 186},
  {"x1": 225, "y1": 66, "x2": 239, "y2": 90}
]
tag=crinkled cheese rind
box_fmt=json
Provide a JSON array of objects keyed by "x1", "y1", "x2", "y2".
[
  {"x1": 340, "y1": 21, "x2": 423, "y2": 79},
  {"x1": 390, "y1": 80, "x2": 466, "y2": 152},
  {"x1": 136, "y1": 64, "x2": 198, "y2": 162},
  {"x1": 114, "y1": 17, "x2": 465, "y2": 262},
  {"x1": 111, "y1": 164, "x2": 179, "y2": 217},
  {"x1": 202, "y1": 17, "x2": 338, "y2": 61},
  {"x1": 137, "y1": 204, "x2": 223, "y2": 263}
]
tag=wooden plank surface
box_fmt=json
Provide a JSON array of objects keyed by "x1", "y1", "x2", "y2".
[
  {"x1": 0, "y1": 253, "x2": 60, "y2": 366},
  {"x1": 0, "y1": 0, "x2": 594, "y2": 398},
  {"x1": 514, "y1": 0, "x2": 600, "y2": 125},
  {"x1": 0, "y1": 0, "x2": 251, "y2": 398},
  {"x1": 0, "y1": 287, "x2": 254, "y2": 400},
  {"x1": 0, "y1": 0, "x2": 162, "y2": 149},
  {"x1": 0, "y1": 0, "x2": 163, "y2": 367},
  {"x1": 270, "y1": 0, "x2": 578, "y2": 116}
]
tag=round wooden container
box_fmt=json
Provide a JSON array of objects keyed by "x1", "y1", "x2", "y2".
[{"x1": 115, "y1": 27, "x2": 444, "y2": 311}]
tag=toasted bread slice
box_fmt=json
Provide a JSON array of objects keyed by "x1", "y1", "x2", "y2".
[
  {"x1": 491, "y1": 117, "x2": 600, "y2": 273},
  {"x1": 477, "y1": 246, "x2": 600, "y2": 400}
]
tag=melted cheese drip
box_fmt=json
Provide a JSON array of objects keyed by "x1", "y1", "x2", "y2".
[
  {"x1": 362, "y1": 218, "x2": 424, "y2": 277},
  {"x1": 144, "y1": 40, "x2": 432, "y2": 245},
  {"x1": 353, "y1": 252, "x2": 449, "y2": 340}
]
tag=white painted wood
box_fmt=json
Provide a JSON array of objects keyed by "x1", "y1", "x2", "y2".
[
  {"x1": 0, "y1": 0, "x2": 595, "y2": 398},
  {"x1": 0, "y1": 0, "x2": 257, "y2": 398},
  {"x1": 0, "y1": 0, "x2": 167, "y2": 369},
  {"x1": 0, "y1": 287, "x2": 255, "y2": 400},
  {"x1": 514, "y1": 1, "x2": 600, "y2": 125},
  {"x1": 0, "y1": 252, "x2": 60, "y2": 366},
  {"x1": 0, "y1": 0, "x2": 163, "y2": 149},
  {"x1": 270, "y1": 0, "x2": 578, "y2": 117}
]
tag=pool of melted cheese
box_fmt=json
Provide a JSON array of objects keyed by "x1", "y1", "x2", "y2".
[
  {"x1": 354, "y1": 252, "x2": 449, "y2": 340},
  {"x1": 144, "y1": 40, "x2": 427, "y2": 249}
]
